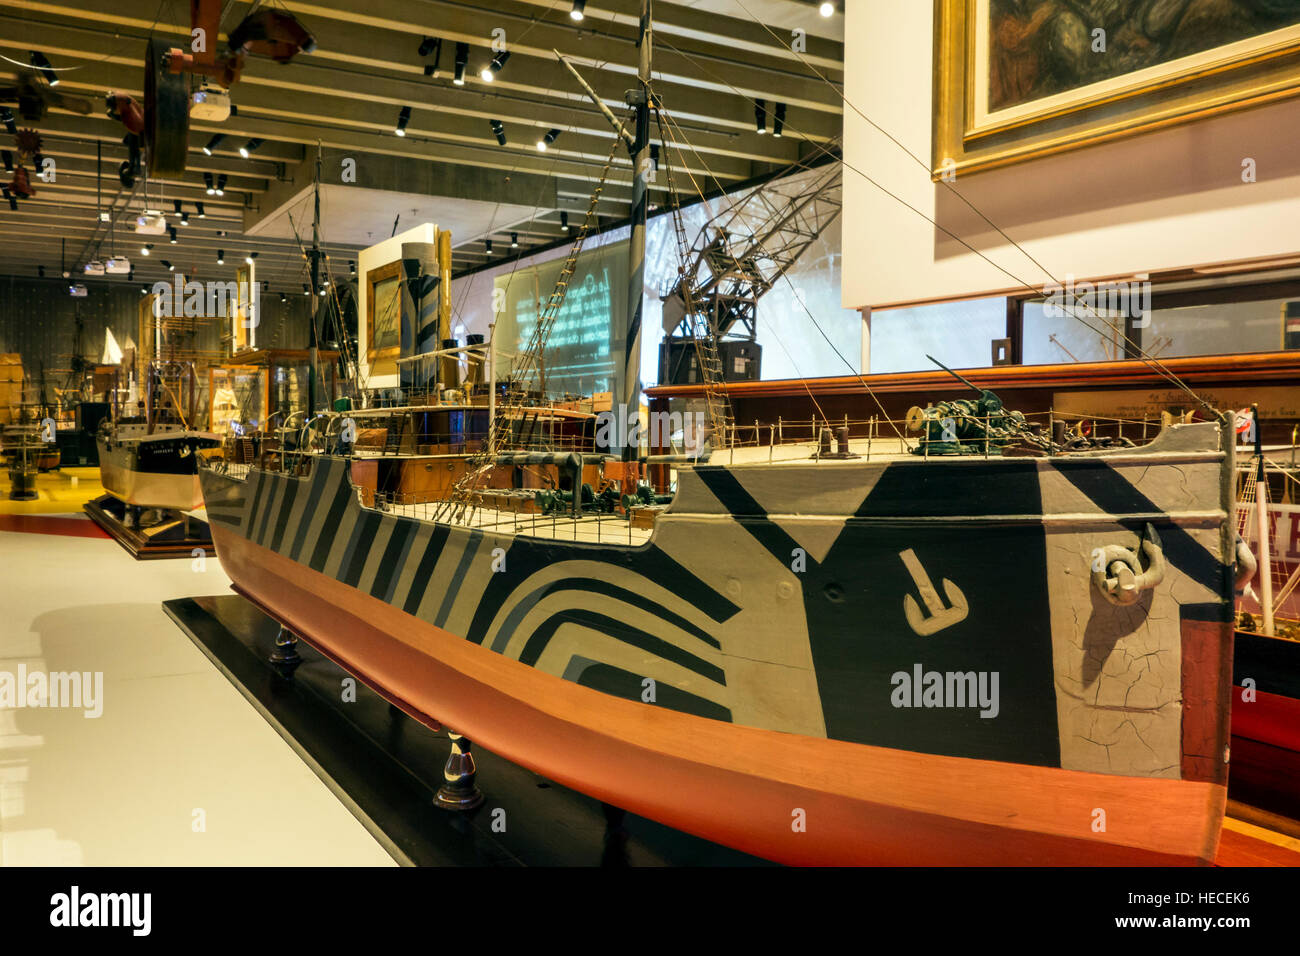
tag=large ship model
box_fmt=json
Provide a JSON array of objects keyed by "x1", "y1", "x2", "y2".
[{"x1": 198, "y1": 4, "x2": 1241, "y2": 865}]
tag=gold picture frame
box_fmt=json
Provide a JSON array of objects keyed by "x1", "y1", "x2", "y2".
[
  {"x1": 366, "y1": 260, "x2": 402, "y2": 375},
  {"x1": 933, "y1": 0, "x2": 1300, "y2": 179}
]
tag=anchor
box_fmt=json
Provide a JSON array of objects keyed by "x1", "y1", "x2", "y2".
[{"x1": 900, "y1": 548, "x2": 969, "y2": 636}]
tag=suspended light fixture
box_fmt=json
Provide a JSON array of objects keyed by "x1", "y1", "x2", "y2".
[
  {"x1": 245, "y1": 251, "x2": 258, "y2": 265},
  {"x1": 180, "y1": 212, "x2": 190, "y2": 226},
  {"x1": 303, "y1": 283, "x2": 310, "y2": 295},
  {"x1": 239, "y1": 137, "x2": 263, "y2": 158},
  {"x1": 570, "y1": 0, "x2": 587, "y2": 21},
  {"x1": 481, "y1": 51, "x2": 510, "y2": 83},
  {"x1": 172, "y1": 199, "x2": 183, "y2": 217},
  {"x1": 196, "y1": 202, "x2": 206, "y2": 218},
  {"x1": 203, "y1": 134, "x2": 224, "y2": 156},
  {"x1": 819, "y1": 2, "x2": 834, "y2": 16},
  {"x1": 560, "y1": 211, "x2": 569, "y2": 232},
  {"x1": 140, "y1": 243, "x2": 152, "y2": 256},
  {"x1": 453, "y1": 42, "x2": 469, "y2": 85},
  {"x1": 418, "y1": 36, "x2": 438, "y2": 57},
  {"x1": 0, "y1": 108, "x2": 17, "y2": 136},
  {"x1": 203, "y1": 172, "x2": 215, "y2": 195},
  {"x1": 490, "y1": 119, "x2": 506, "y2": 146},
  {"x1": 217, "y1": 249, "x2": 225, "y2": 265},
  {"x1": 395, "y1": 106, "x2": 411, "y2": 137},
  {"x1": 537, "y1": 128, "x2": 560, "y2": 151},
  {"x1": 773, "y1": 102, "x2": 786, "y2": 137},
  {"x1": 279, "y1": 292, "x2": 287, "y2": 303},
  {"x1": 168, "y1": 226, "x2": 178, "y2": 244},
  {"x1": 755, "y1": 99, "x2": 767, "y2": 134},
  {"x1": 485, "y1": 238, "x2": 493, "y2": 254},
  {"x1": 511, "y1": 232, "x2": 518, "y2": 248},
  {"x1": 161, "y1": 260, "x2": 174, "y2": 271},
  {"x1": 215, "y1": 174, "x2": 227, "y2": 196}
]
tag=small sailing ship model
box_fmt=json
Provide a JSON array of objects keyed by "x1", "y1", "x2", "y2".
[{"x1": 198, "y1": 2, "x2": 1242, "y2": 865}]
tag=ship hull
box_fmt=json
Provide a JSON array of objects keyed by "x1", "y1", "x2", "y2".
[
  {"x1": 200, "y1": 420, "x2": 1237, "y2": 865},
  {"x1": 98, "y1": 431, "x2": 219, "y2": 511},
  {"x1": 211, "y1": 523, "x2": 1224, "y2": 866}
]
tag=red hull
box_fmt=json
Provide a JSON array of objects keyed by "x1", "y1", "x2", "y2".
[{"x1": 210, "y1": 523, "x2": 1225, "y2": 866}]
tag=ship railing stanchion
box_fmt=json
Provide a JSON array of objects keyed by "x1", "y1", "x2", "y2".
[{"x1": 435, "y1": 732, "x2": 484, "y2": 811}]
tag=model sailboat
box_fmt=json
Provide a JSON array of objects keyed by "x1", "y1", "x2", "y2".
[{"x1": 198, "y1": 1, "x2": 1240, "y2": 865}]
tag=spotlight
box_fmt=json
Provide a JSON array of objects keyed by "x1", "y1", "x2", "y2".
[
  {"x1": 217, "y1": 250, "x2": 225, "y2": 265},
  {"x1": 280, "y1": 292, "x2": 287, "y2": 303},
  {"x1": 349, "y1": 260, "x2": 356, "y2": 274},
  {"x1": 1, "y1": 150, "x2": 11, "y2": 172},
  {"x1": 453, "y1": 42, "x2": 469, "y2": 85},
  {"x1": 3, "y1": 187, "x2": 16, "y2": 211},
  {"x1": 141, "y1": 243, "x2": 152, "y2": 256},
  {"x1": 180, "y1": 212, "x2": 190, "y2": 226},
  {"x1": 30, "y1": 51, "x2": 58, "y2": 87},
  {"x1": 203, "y1": 134, "x2": 224, "y2": 156},
  {"x1": 168, "y1": 227, "x2": 177, "y2": 244},
  {"x1": 560, "y1": 211, "x2": 569, "y2": 232},
  {"x1": 570, "y1": 0, "x2": 586, "y2": 20},
  {"x1": 204, "y1": 172, "x2": 215, "y2": 195},
  {"x1": 161, "y1": 259, "x2": 174, "y2": 271},
  {"x1": 196, "y1": 202, "x2": 206, "y2": 218},
  {"x1": 418, "y1": 37, "x2": 437, "y2": 57},
  {"x1": 774, "y1": 102, "x2": 786, "y2": 137},
  {"x1": 481, "y1": 51, "x2": 510, "y2": 83},
  {"x1": 485, "y1": 238, "x2": 493, "y2": 254},
  {"x1": 819, "y1": 2, "x2": 834, "y2": 16},
  {"x1": 490, "y1": 119, "x2": 507, "y2": 146},
  {"x1": 0, "y1": 108, "x2": 16, "y2": 135},
  {"x1": 216, "y1": 174, "x2": 227, "y2": 196},
  {"x1": 537, "y1": 128, "x2": 560, "y2": 151},
  {"x1": 303, "y1": 284, "x2": 309, "y2": 295},
  {"x1": 511, "y1": 232, "x2": 518, "y2": 248},
  {"x1": 245, "y1": 252, "x2": 258, "y2": 265},
  {"x1": 755, "y1": 99, "x2": 767, "y2": 134},
  {"x1": 140, "y1": 284, "x2": 149, "y2": 294},
  {"x1": 395, "y1": 105, "x2": 411, "y2": 137},
  {"x1": 239, "y1": 137, "x2": 263, "y2": 158},
  {"x1": 38, "y1": 265, "x2": 44, "y2": 277},
  {"x1": 173, "y1": 199, "x2": 182, "y2": 216},
  {"x1": 261, "y1": 281, "x2": 268, "y2": 292}
]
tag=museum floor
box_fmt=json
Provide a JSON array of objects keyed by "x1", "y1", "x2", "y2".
[{"x1": 2, "y1": 469, "x2": 1299, "y2": 866}]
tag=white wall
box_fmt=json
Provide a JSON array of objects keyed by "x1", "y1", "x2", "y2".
[
  {"x1": 357, "y1": 222, "x2": 437, "y2": 390},
  {"x1": 843, "y1": 1, "x2": 1300, "y2": 310}
]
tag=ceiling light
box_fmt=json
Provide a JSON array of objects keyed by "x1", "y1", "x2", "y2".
[
  {"x1": 30, "y1": 51, "x2": 58, "y2": 87},
  {"x1": 773, "y1": 102, "x2": 786, "y2": 137},
  {"x1": 2, "y1": 187, "x2": 15, "y2": 211},
  {"x1": 245, "y1": 252, "x2": 258, "y2": 265},
  {"x1": 755, "y1": 99, "x2": 767, "y2": 134},
  {"x1": 560, "y1": 211, "x2": 569, "y2": 232},
  {"x1": 511, "y1": 232, "x2": 518, "y2": 248},
  {"x1": 280, "y1": 292, "x2": 287, "y2": 303},
  {"x1": 203, "y1": 134, "x2": 224, "y2": 156},
  {"x1": 419, "y1": 37, "x2": 438, "y2": 57},
  {"x1": 172, "y1": 199, "x2": 183, "y2": 216},
  {"x1": 485, "y1": 239, "x2": 493, "y2": 254},
  {"x1": 481, "y1": 51, "x2": 510, "y2": 83},
  {"x1": 161, "y1": 260, "x2": 174, "y2": 271},
  {"x1": 819, "y1": 1, "x2": 834, "y2": 16},
  {"x1": 196, "y1": 202, "x2": 206, "y2": 218},
  {"x1": 302, "y1": 284, "x2": 309, "y2": 295},
  {"x1": 349, "y1": 260, "x2": 356, "y2": 274},
  {"x1": 1, "y1": 108, "x2": 17, "y2": 136},
  {"x1": 537, "y1": 128, "x2": 560, "y2": 151},
  {"x1": 570, "y1": 0, "x2": 586, "y2": 20},
  {"x1": 168, "y1": 227, "x2": 178, "y2": 244},
  {"x1": 215, "y1": 174, "x2": 227, "y2": 196},
  {"x1": 395, "y1": 106, "x2": 411, "y2": 137},
  {"x1": 217, "y1": 250, "x2": 225, "y2": 265},
  {"x1": 140, "y1": 285, "x2": 148, "y2": 294},
  {"x1": 489, "y1": 119, "x2": 507, "y2": 146},
  {"x1": 1, "y1": 150, "x2": 11, "y2": 172},
  {"x1": 453, "y1": 42, "x2": 469, "y2": 85},
  {"x1": 204, "y1": 172, "x2": 215, "y2": 195},
  {"x1": 140, "y1": 243, "x2": 152, "y2": 256},
  {"x1": 38, "y1": 266, "x2": 44, "y2": 277},
  {"x1": 180, "y1": 212, "x2": 190, "y2": 226},
  {"x1": 239, "y1": 137, "x2": 263, "y2": 158}
]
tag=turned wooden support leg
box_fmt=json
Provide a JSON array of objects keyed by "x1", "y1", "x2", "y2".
[
  {"x1": 269, "y1": 624, "x2": 302, "y2": 678},
  {"x1": 435, "y1": 732, "x2": 484, "y2": 811}
]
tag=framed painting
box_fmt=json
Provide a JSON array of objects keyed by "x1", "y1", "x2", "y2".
[
  {"x1": 934, "y1": 0, "x2": 1300, "y2": 178},
  {"x1": 366, "y1": 260, "x2": 402, "y2": 375}
]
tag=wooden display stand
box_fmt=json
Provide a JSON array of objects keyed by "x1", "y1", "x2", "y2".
[{"x1": 84, "y1": 493, "x2": 215, "y2": 560}]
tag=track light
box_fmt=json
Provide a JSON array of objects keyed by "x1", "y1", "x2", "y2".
[
  {"x1": 180, "y1": 212, "x2": 190, "y2": 226},
  {"x1": 303, "y1": 283, "x2": 309, "y2": 295},
  {"x1": 168, "y1": 227, "x2": 177, "y2": 244},
  {"x1": 1, "y1": 108, "x2": 17, "y2": 135},
  {"x1": 453, "y1": 42, "x2": 469, "y2": 85},
  {"x1": 537, "y1": 128, "x2": 560, "y2": 151},
  {"x1": 203, "y1": 134, "x2": 224, "y2": 156},
  {"x1": 819, "y1": 1, "x2": 834, "y2": 16},
  {"x1": 773, "y1": 102, "x2": 786, "y2": 137},
  {"x1": 570, "y1": 0, "x2": 586, "y2": 20},
  {"x1": 481, "y1": 51, "x2": 510, "y2": 83},
  {"x1": 395, "y1": 106, "x2": 411, "y2": 137},
  {"x1": 216, "y1": 174, "x2": 227, "y2": 196},
  {"x1": 140, "y1": 243, "x2": 152, "y2": 256},
  {"x1": 239, "y1": 137, "x2": 263, "y2": 158},
  {"x1": 418, "y1": 36, "x2": 438, "y2": 57},
  {"x1": 204, "y1": 172, "x2": 215, "y2": 195},
  {"x1": 217, "y1": 250, "x2": 225, "y2": 265},
  {"x1": 755, "y1": 99, "x2": 767, "y2": 134},
  {"x1": 196, "y1": 202, "x2": 206, "y2": 218},
  {"x1": 3, "y1": 187, "x2": 16, "y2": 211},
  {"x1": 172, "y1": 199, "x2": 182, "y2": 216},
  {"x1": 490, "y1": 119, "x2": 507, "y2": 146},
  {"x1": 38, "y1": 266, "x2": 44, "y2": 277},
  {"x1": 560, "y1": 211, "x2": 569, "y2": 232},
  {"x1": 349, "y1": 260, "x2": 356, "y2": 274},
  {"x1": 140, "y1": 284, "x2": 149, "y2": 294},
  {"x1": 485, "y1": 238, "x2": 493, "y2": 254},
  {"x1": 245, "y1": 252, "x2": 258, "y2": 265},
  {"x1": 280, "y1": 292, "x2": 287, "y2": 303},
  {"x1": 1, "y1": 150, "x2": 11, "y2": 172},
  {"x1": 511, "y1": 232, "x2": 518, "y2": 248},
  {"x1": 161, "y1": 259, "x2": 174, "y2": 271},
  {"x1": 30, "y1": 51, "x2": 58, "y2": 87}
]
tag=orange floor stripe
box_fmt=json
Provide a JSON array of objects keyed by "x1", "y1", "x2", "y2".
[{"x1": 0, "y1": 513, "x2": 110, "y2": 538}]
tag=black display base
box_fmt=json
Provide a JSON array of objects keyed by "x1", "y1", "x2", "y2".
[
  {"x1": 85, "y1": 493, "x2": 215, "y2": 560},
  {"x1": 163, "y1": 594, "x2": 770, "y2": 867}
]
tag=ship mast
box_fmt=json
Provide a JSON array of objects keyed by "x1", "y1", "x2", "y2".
[
  {"x1": 623, "y1": 0, "x2": 652, "y2": 461},
  {"x1": 308, "y1": 143, "x2": 322, "y2": 414}
]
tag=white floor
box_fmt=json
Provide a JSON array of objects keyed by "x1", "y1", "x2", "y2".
[{"x1": 0, "y1": 521, "x2": 395, "y2": 866}]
